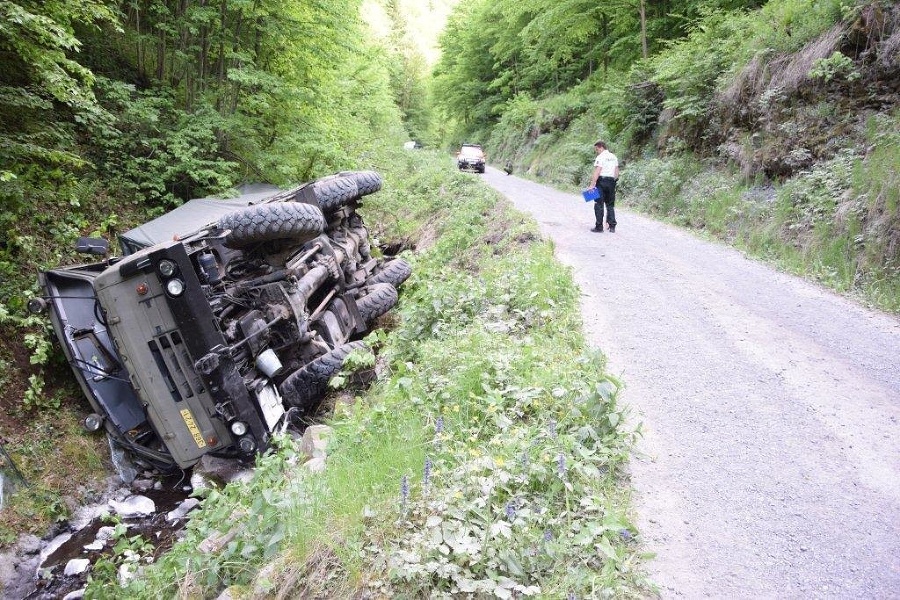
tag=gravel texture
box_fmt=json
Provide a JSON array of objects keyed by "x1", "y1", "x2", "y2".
[{"x1": 482, "y1": 167, "x2": 900, "y2": 598}]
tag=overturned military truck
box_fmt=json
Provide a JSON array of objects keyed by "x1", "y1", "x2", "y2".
[{"x1": 29, "y1": 171, "x2": 410, "y2": 471}]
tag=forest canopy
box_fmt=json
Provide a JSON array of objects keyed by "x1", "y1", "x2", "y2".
[{"x1": 0, "y1": 0, "x2": 425, "y2": 307}]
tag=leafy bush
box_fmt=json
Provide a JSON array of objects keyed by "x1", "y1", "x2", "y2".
[
  {"x1": 92, "y1": 79, "x2": 239, "y2": 207},
  {"x1": 649, "y1": 9, "x2": 749, "y2": 149},
  {"x1": 808, "y1": 51, "x2": 861, "y2": 82}
]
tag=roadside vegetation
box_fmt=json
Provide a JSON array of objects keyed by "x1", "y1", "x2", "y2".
[
  {"x1": 0, "y1": 0, "x2": 435, "y2": 548},
  {"x1": 433, "y1": 0, "x2": 900, "y2": 313},
  {"x1": 81, "y1": 149, "x2": 645, "y2": 598},
  {"x1": 3, "y1": 0, "x2": 894, "y2": 595}
]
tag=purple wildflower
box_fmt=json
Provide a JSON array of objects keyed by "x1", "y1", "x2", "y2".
[
  {"x1": 557, "y1": 453, "x2": 566, "y2": 477},
  {"x1": 424, "y1": 457, "x2": 433, "y2": 486},
  {"x1": 549, "y1": 419, "x2": 557, "y2": 438},
  {"x1": 543, "y1": 529, "x2": 553, "y2": 542},
  {"x1": 400, "y1": 474, "x2": 409, "y2": 505},
  {"x1": 505, "y1": 501, "x2": 516, "y2": 521},
  {"x1": 435, "y1": 416, "x2": 444, "y2": 434}
]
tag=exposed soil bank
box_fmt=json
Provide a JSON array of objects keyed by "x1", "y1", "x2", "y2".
[{"x1": 482, "y1": 167, "x2": 900, "y2": 598}]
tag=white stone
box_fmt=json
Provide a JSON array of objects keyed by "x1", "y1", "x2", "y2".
[
  {"x1": 166, "y1": 498, "x2": 201, "y2": 522},
  {"x1": 109, "y1": 495, "x2": 155, "y2": 518},
  {"x1": 64, "y1": 558, "x2": 90, "y2": 576},
  {"x1": 95, "y1": 526, "x2": 117, "y2": 542},
  {"x1": 62, "y1": 589, "x2": 85, "y2": 600},
  {"x1": 117, "y1": 563, "x2": 136, "y2": 586}
]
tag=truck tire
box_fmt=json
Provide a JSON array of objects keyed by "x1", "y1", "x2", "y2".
[
  {"x1": 280, "y1": 341, "x2": 369, "y2": 409},
  {"x1": 314, "y1": 175, "x2": 359, "y2": 213},
  {"x1": 357, "y1": 283, "x2": 398, "y2": 323},
  {"x1": 368, "y1": 258, "x2": 411, "y2": 288},
  {"x1": 220, "y1": 202, "x2": 325, "y2": 247},
  {"x1": 339, "y1": 170, "x2": 382, "y2": 197}
]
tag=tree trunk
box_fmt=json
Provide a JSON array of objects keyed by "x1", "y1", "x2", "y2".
[
  {"x1": 602, "y1": 11, "x2": 609, "y2": 76},
  {"x1": 640, "y1": 0, "x2": 648, "y2": 59},
  {"x1": 157, "y1": 25, "x2": 166, "y2": 81}
]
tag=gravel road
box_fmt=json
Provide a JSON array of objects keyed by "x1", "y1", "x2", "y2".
[{"x1": 480, "y1": 166, "x2": 900, "y2": 598}]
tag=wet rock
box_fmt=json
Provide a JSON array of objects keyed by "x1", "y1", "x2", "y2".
[
  {"x1": 167, "y1": 498, "x2": 201, "y2": 522},
  {"x1": 111, "y1": 487, "x2": 130, "y2": 502},
  {"x1": 19, "y1": 534, "x2": 41, "y2": 555},
  {"x1": 132, "y1": 478, "x2": 155, "y2": 492},
  {"x1": 96, "y1": 526, "x2": 117, "y2": 542},
  {"x1": 40, "y1": 532, "x2": 73, "y2": 563},
  {"x1": 64, "y1": 558, "x2": 90, "y2": 576},
  {"x1": 0, "y1": 536, "x2": 44, "y2": 600},
  {"x1": 194, "y1": 454, "x2": 253, "y2": 486},
  {"x1": 70, "y1": 503, "x2": 107, "y2": 531},
  {"x1": 189, "y1": 472, "x2": 209, "y2": 494},
  {"x1": 109, "y1": 495, "x2": 156, "y2": 518}
]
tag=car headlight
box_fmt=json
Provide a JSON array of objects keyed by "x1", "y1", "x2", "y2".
[
  {"x1": 230, "y1": 421, "x2": 248, "y2": 436},
  {"x1": 83, "y1": 413, "x2": 104, "y2": 432},
  {"x1": 166, "y1": 278, "x2": 185, "y2": 296},
  {"x1": 238, "y1": 436, "x2": 256, "y2": 453},
  {"x1": 158, "y1": 259, "x2": 177, "y2": 277}
]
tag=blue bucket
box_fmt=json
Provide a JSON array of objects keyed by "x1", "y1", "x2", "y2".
[{"x1": 582, "y1": 187, "x2": 601, "y2": 202}]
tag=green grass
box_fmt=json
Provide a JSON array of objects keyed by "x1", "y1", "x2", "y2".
[
  {"x1": 100, "y1": 148, "x2": 646, "y2": 598},
  {"x1": 616, "y1": 142, "x2": 900, "y2": 315},
  {"x1": 0, "y1": 408, "x2": 109, "y2": 546}
]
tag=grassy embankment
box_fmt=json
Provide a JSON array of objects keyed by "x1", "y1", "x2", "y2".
[
  {"x1": 484, "y1": 0, "x2": 900, "y2": 314},
  {"x1": 492, "y1": 113, "x2": 900, "y2": 315},
  {"x1": 75, "y1": 147, "x2": 648, "y2": 597}
]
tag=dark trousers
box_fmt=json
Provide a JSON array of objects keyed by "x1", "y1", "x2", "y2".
[{"x1": 594, "y1": 177, "x2": 616, "y2": 228}]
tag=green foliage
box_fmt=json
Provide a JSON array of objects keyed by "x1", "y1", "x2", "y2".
[
  {"x1": 91, "y1": 79, "x2": 238, "y2": 205},
  {"x1": 328, "y1": 345, "x2": 376, "y2": 390},
  {"x1": 355, "y1": 231, "x2": 639, "y2": 595},
  {"x1": 0, "y1": 1, "x2": 112, "y2": 299},
  {"x1": 86, "y1": 523, "x2": 156, "y2": 595},
  {"x1": 437, "y1": 0, "x2": 896, "y2": 316},
  {"x1": 0, "y1": 410, "x2": 108, "y2": 545},
  {"x1": 110, "y1": 151, "x2": 644, "y2": 597},
  {"x1": 743, "y1": 0, "x2": 844, "y2": 53},
  {"x1": 808, "y1": 51, "x2": 860, "y2": 82},
  {"x1": 649, "y1": 9, "x2": 749, "y2": 145},
  {"x1": 617, "y1": 129, "x2": 900, "y2": 313}
]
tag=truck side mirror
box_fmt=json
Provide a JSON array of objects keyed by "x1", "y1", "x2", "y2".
[{"x1": 75, "y1": 237, "x2": 109, "y2": 256}]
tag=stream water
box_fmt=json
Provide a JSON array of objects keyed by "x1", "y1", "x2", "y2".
[{"x1": 2, "y1": 474, "x2": 193, "y2": 600}]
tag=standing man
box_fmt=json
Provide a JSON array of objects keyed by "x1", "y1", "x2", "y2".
[{"x1": 589, "y1": 140, "x2": 619, "y2": 233}]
